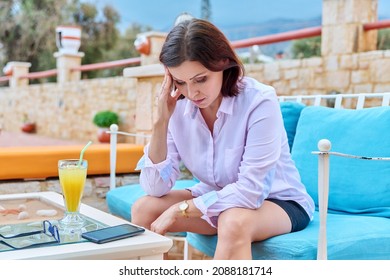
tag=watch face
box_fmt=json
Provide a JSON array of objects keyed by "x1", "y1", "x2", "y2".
[{"x1": 179, "y1": 201, "x2": 188, "y2": 211}]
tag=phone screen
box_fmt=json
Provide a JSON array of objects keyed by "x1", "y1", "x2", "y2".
[{"x1": 81, "y1": 224, "x2": 145, "y2": 244}]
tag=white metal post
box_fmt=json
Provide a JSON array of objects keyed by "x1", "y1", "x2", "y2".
[
  {"x1": 317, "y1": 139, "x2": 331, "y2": 260},
  {"x1": 109, "y1": 124, "x2": 118, "y2": 190}
]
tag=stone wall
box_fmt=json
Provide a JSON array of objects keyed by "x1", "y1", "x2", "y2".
[
  {"x1": 0, "y1": 77, "x2": 138, "y2": 143},
  {"x1": 245, "y1": 50, "x2": 390, "y2": 96}
]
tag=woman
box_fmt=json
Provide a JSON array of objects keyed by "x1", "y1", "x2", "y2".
[{"x1": 132, "y1": 18, "x2": 314, "y2": 260}]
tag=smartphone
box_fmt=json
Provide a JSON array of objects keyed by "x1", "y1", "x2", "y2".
[{"x1": 81, "y1": 224, "x2": 145, "y2": 244}]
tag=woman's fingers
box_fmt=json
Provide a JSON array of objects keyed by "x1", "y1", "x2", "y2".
[
  {"x1": 155, "y1": 68, "x2": 179, "y2": 120},
  {"x1": 160, "y1": 69, "x2": 173, "y2": 98}
]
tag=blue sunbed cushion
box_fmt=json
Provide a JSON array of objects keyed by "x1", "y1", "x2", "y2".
[
  {"x1": 187, "y1": 211, "x2": 390, "y2": 260},
  {"x1": 280, "y1": 101, "x2": 306, "y2": 150},
  {"x1": 291, "y1": 106, "x2": 390, "y2": 217}
]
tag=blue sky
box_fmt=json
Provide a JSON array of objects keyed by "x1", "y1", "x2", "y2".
[
  {"x1": 90, "y1": 0, "x2": 322, "y2": 31},
  {"x1": 87, "y1": 0, "x2": 390, "y2": 32}
]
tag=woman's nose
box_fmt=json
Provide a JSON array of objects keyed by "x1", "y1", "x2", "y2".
[{"x1": 186, "y1": 84, "x2": 197, "y2": 99}]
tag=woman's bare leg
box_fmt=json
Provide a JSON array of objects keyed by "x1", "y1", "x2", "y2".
[{"x1": 213, "y1": 201, "x2": 292, "y2": 259}]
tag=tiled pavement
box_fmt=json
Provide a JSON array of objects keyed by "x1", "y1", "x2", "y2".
[{"x1": 0, "y1": 130, "x2": 85, "y2": 147}]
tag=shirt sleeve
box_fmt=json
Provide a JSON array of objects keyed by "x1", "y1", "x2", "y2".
[
  {"x1": 192, "y1": 93, "x2": 284, "y2": 227},
  {"x1": 136, "y1": 130, "x2": 182, "y2": 197}
]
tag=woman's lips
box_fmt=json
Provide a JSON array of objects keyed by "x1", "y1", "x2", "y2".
[{"x1": 193, "y1": 98, "x2": 205, "y2": 106}]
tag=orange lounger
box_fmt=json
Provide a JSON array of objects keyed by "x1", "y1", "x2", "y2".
[{"x1": 0, "y1": 144, "x2": 143, "y2": 180}]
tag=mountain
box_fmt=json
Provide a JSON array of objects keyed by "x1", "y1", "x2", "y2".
[{"x1": 219, "y1": 17, "x2": 322, "y2": 57}]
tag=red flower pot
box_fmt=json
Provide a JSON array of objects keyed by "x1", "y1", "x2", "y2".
[
  {"x1": 97, "y1": 127, "x2": 110, "y2": 143},
  {"x1": 21, "y1": 123, "x2": 36, "y2": 133}
]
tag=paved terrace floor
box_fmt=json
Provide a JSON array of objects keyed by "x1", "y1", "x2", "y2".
[{"x1": 0, "y1": 131, "x2": 84, "y2": 147}]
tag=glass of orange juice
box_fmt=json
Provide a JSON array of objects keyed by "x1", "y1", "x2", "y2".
[{"x1": 58, "y1": 159, "x2": 87, "y2": 230}]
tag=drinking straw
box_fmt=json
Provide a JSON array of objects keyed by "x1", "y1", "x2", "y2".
[{"x1": 78, "y1": 140, "x2": 92, "y2": 167}]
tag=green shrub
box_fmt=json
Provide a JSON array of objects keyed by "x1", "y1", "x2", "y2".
[
  {"x1": 291, "y1": 36, "x2": 322, "y2": 59},
  {"x1": 92, "y1": 110, "x2": 119, "y2": 127},
  {"x1": 378, "y1": 29, "x2": 390, "y2": 50}
]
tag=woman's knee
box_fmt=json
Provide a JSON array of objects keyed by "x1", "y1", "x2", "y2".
[
  {"x1": 217, "y1": 208, "x2": 250, "y2": 241},
  {"x1": 132, "y1": 195, "x2": 149, "y2": 214},
  {"x1": 131, "y1": 196, "x2": 158, "y2": 226}
]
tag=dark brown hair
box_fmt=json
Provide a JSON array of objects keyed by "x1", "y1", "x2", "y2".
[{"x1": 159, "y1": 18, "x2": 244, "y2": 97}]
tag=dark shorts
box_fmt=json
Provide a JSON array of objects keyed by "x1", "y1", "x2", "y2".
[{"x1": 266, "y1": 198, "x2": 310, "y2": 232}]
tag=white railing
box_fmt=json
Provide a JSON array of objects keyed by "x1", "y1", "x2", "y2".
[
  {"x1": 278, "y1": 92, "x2": 390, "y2": 108},
  {"x1": 107, "y1": 124, "x2": 151, "y2": 191}
]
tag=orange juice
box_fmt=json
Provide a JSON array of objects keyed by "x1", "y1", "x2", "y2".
[{"x1": 59, "y1": 163, "x2": 87, "y2": 212}]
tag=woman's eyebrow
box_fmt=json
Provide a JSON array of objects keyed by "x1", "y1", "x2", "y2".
[
  {"x1": 171, "y1": 71, "x2": 207, "y2": 82},
  {"x1": 190, "y1": 72, "x2": 207, "y2": 80},
  {"x1": 170, "y1": 73, "x2": 181, "y2": 81}
]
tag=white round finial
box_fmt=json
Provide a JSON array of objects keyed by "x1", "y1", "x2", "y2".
[
  {"x1": 174, "y1": 12, "x2": 194, "y2": 26},
  {"x1": 110, "y1": 124, "x2": 118, "y2": 132},
  {"x1": 318, "y1": 139, "x2": 331, "y2": 152}
]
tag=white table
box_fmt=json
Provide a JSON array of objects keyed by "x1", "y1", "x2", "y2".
[{"x1": 0, "y1": 192, "x2": 172, "y2": 260}]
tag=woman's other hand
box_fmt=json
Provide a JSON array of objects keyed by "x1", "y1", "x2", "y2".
[{"x1": 150, "y1": 205, "x2": 179, "y2": 235}]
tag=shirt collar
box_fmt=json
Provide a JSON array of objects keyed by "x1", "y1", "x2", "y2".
[
  {"x1": 219, "y1": 96, "x2": 234, "y2": 115},
  {"x1": 183, "y1": 96, "x2": 235, "y2": 118},
  {"x1": 183, "y1": 99, "x2": 197, "y2": 118}
]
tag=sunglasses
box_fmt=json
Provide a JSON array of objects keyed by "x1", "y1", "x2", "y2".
[{"x1": 0, "y1": 220, "x2": 60, "y2": 250}]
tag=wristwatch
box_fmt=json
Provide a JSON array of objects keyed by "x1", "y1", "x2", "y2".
[{"x1": 179, "y1": 200, "x2": 189, "y2": 218}]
